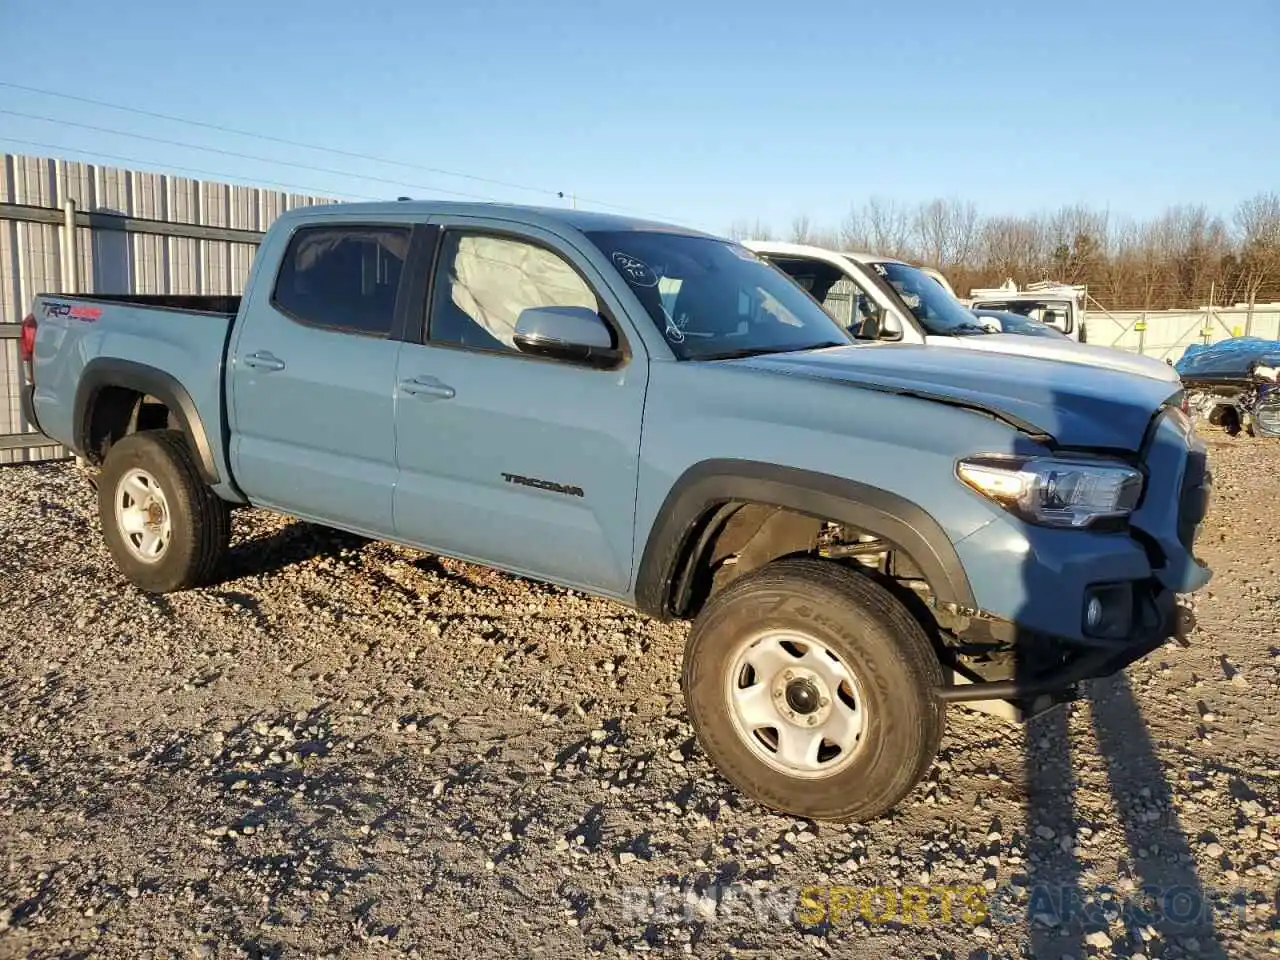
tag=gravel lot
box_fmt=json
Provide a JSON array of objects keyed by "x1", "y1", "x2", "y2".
[{"x1": 1, "y1": 437, "x2": 1278, "y2": 960}]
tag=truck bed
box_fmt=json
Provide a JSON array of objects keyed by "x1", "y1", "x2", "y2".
[
  {"x1": 28, "y1": 291, "x2": 240, "y2": 497},
  {"x1": 56, "y1": 293, "x2": 241, "y2": 317}
]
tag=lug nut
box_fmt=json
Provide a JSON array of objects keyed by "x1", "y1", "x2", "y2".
[
  {"x1": 807, "y1": 716, "x2": 817, "y2": 726},
  {"x1": 783, "y1": 670, "x2": 793, "y2": 681},
  {"x1": 819, "y1": 698, "x2": 829, "y2": 708}
]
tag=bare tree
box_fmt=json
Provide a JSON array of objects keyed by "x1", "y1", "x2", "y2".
[
  {"x1": 727, "y1": 218, "x2": 775, "y2": 241},
  {"x1": 912, "y1": 198, "x2": 980, "y2": 268},
  {"x1": 841, "y1": 197, "x2": 913, "y2": 257},
  {"x1": 789, "y1": 214, "x2": 814, "y2": 244},
  {"x1": 1235, "y1": 192, "x2": 1280, "y2": 310},
  {"x1": 977, "y1": 215, "x2": 1049, "y2": 284},
  {"x1": 726, "y1": 194, "x2": 1280, "y2": 310},
  {"x1": 1048, "y1": 204, "x2": 1109, "y2": 285}
]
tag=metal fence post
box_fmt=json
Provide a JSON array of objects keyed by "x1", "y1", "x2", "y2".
[
  {"x1": 60, "y1": 198, "x2": 79, "y2": 294},
  {"x1": 1202, "y1": 281, "x2": 1215, "y2": 345}
]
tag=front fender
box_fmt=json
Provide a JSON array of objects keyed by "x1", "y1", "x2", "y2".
[{"x1": 634, "y1": 458, "x2": 976, "y2": 619}]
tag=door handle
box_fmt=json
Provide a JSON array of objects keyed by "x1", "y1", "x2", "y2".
[
  {"x1": 243, "y1": 350, "x2": 286, "y2": 372},
  {"x1": 399, "y1": 376, "x2": 456, "y2": 400}
]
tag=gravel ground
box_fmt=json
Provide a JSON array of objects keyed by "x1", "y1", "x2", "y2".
[{"x1": 1, "y1": 438, "x2": 1278, "y2": 960}]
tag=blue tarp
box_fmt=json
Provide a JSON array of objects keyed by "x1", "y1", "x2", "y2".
[{"x1": 1176, "y1": 337, "x2": 1280, "y2": 378}]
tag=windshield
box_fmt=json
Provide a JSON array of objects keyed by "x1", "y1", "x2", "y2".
[
  {"x1": 970, "y1": 298, "x2": 1074, "y2": 334},
  {"x1": 972, "y1": 309, "x2": 1067, "y2": 339},
  {"x1": 585, "y1": 230, "x2": 851, "y2": 360},
  {"x1": 861, "y1": 259, "x2": 989, "y2": 336}
]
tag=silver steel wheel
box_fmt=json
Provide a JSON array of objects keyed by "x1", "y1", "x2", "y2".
[
  {"x1": 724, "y1": 628, "x2": 867, "y2": 779},
  {"x1": 114, "y1": 467, "x2": 172, "y2": 563}
]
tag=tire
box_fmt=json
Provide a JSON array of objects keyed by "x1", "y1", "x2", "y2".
[
  {"x1": 681, "y1": 557, "x2": 945, "y2": 822},
  {"x1": 97, "y1": 429, "x2": 231, "y2": 593}
]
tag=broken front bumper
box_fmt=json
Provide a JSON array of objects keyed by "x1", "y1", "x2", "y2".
[
  {"x1": 936, "y1": 407, "x2": 1212, "y2": 714},
  {"x1": 932, "y1": 581, "x2": 1191, "y2": 708}
]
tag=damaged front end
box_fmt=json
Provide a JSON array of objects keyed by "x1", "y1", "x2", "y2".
[{"x1": 1176, "y1": 337, "x2": 1280, "y2": 438}]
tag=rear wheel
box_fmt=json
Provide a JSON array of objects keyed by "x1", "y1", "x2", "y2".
[
  {"x1": 97, "y1": 430, "x2": 230, "y2": 592},
  {"x1": 681, "y1": 557, "x2": 945, "y2": 822}
]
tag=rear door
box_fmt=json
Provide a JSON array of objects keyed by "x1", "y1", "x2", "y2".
[
  {"x1": 227, "y1": 221, "x2": 415, "y2": 535},
  {"x1": 391, "y1": 218, "x2": 648, "y2": 595}
]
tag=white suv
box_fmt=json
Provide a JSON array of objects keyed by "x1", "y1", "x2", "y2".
[{"x1": 745, "y1": 241, "x2": 1179, "y2": 384}]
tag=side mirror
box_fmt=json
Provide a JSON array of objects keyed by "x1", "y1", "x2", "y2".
[
  {"x1": 1041, "y1": 309, "x2": 1066, "y2": 332},
  {"x1": 877, "y1": 312, "x2": 904, "y2": 341},
  {"x1": 513, "y1": 306, "x2": 620, "y2": 367}
]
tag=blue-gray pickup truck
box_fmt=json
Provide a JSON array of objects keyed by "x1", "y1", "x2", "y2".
[{"x1": 19, "y1": 201, "x2": 1212, "y2": 822}]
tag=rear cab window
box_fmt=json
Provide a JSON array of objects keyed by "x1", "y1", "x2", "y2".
[{"x1": 272, "y1": 225, "x2": 412, "y2": 336}]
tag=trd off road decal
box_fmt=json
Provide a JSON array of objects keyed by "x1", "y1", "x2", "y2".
[{"x1": 42, "y1": 302, "x2": 102, "y2": 321}]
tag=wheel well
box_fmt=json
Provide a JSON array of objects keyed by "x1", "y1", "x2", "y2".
[
  {"x1": 670, "y1": 501, "x2": 934, "y2": 621},
  {"x1": 85, "y1": 387, "x2": 177, "y2": 465}
]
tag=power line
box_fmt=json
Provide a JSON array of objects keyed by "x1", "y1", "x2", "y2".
[
  {"x1": 0, "y1": 80, "x2": 558, "y2": 198},
  {"x1": 0, "y1": 136, "x2": 381, "y2": 201},
  {"x1": 0, "y1": 108, "x2": 504, "y2": 203},
  {"x1": 0, "y1": 80, "x2": 665, "y2": 219}
]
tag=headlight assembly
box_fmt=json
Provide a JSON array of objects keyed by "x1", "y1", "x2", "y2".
[{"x1": 957, "y1": 455, "x2": 1144, "y2": 528}]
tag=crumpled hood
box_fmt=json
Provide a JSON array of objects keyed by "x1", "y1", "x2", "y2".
[{"x1": 729, "y1": 343, "x2": 1182, "y2": 450}]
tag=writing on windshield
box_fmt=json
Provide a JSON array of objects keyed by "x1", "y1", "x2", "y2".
[{"x1": 587, "y1": 230, "x2": 850, "y2": 360}]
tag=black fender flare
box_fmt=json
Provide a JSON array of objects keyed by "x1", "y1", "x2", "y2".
[
  {"x1": 73, "y1": 358, "x2": 221, "y2": 485},
  {"x1": 634, "y1": 459, "x2": 975, "y2": 619}
]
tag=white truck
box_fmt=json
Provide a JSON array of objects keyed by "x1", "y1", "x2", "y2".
[
  {"x1": 744, "y1": 242, "x2": 1177, "y2": 383},
  {"x1": 968, "y1": 279, "x2": 1089, "y2": 343}
]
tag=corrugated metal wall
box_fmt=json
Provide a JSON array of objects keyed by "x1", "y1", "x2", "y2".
[{"x1": 0, "y1": 152, "x2": 337, "y2": 463}]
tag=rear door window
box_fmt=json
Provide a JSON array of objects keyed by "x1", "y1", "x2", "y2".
[{"x1": 272, "y1": 225, "x2": 411, "y2": 336}]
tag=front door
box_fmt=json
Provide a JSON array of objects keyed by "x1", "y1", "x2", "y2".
[
  {"x1": 228, "y1": 222, "x2": 411, "y2": 534},
  {"x1": 392, "y1": 220, "x2": 648, "y2": 595}
]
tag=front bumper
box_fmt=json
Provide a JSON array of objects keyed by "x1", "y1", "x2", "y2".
[
  {"x1": 938, "y1": 407, "x2": 1211, "y2": 712},
  {"x1": 933, "y1": 581, "x2": 1188, "y2": 708}
]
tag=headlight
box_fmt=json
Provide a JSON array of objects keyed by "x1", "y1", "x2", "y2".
[{"x1": 957, "y1": 455, "x2": 1144, "y2": 528}]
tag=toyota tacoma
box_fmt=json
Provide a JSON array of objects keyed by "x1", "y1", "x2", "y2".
[{"x1": 20, "y1": 201, "x2": 1212, "y2": 822}]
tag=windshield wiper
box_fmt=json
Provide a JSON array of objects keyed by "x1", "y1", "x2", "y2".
[
  {"x1": 946, "y1": 322, "x2": 993, "y2": 336},
  {"x1": 698, "y1": 341, "x2": 846, "y2": 361}
]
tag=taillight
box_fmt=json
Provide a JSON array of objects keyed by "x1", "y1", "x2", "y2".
[{"x1": 20, "y1": 313, "x2": 37, "y2": 365}]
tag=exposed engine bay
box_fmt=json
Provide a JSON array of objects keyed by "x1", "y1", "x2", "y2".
[{"x1": 1176, "y1": 336, "x2": 1280, "y2": 438}]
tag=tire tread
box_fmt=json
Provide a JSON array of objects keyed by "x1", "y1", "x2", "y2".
[
  {"x1": 97, "y1": 429, "x2": 230, "y2": 592},
  {"x1": 682, "y1": 557, "x2": 946, "y2": 822}
]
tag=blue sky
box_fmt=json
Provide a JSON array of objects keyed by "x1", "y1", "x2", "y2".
[{"x1": 2, "y1": 0, "x2": 1276, "y2": 234}]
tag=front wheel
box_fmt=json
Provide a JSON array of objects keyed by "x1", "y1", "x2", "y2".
[
  {"x1": 97, "y1": 430, "x2": 231, "y2": 593},
  {"x1": 681, "y1": 558, "x2": 945, "y2": 822}
]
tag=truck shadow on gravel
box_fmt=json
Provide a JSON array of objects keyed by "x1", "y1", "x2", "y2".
[
  {"x1": 1022, "y1": 669, "x2": 1229, "y2": 959},
  {"x1": 222, "y1": 519, "x2": 371, "y2": 581}
]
